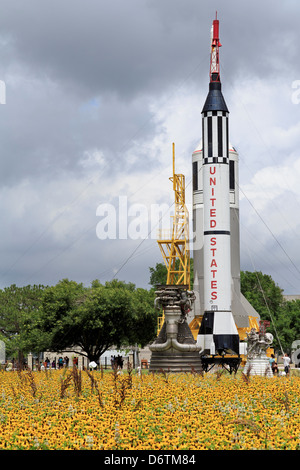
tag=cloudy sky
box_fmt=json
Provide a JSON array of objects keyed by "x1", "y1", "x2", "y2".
[{"x1": 0, "y1": 0, "x2": 299, "y2": 295}]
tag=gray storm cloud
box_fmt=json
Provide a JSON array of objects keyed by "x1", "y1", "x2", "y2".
[{"x1": 0, "y1": 0, "x2": 299, "y2": 293}]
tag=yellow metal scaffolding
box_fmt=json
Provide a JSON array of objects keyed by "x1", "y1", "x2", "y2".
[
  {"x1": 156, "y1": 143, "x2": 191, "y2": 333},
  {"x1": 157, "y1": 143, "x2": 190, "y2": 288}
]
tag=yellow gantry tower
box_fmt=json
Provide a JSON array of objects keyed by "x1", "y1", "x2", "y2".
[
  {"x1": 157, "y1": 143, "x2": 190, "y2": 288},
  {"x1": 156, "y1": 144, "x2": 191, "y2": 332}
]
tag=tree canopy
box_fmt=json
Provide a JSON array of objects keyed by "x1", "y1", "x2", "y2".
[
  {"x1": 149, "y1": 259, "x2": 194, "y2": 289},
  {"x1": 38, "y1": 278, "x2": 157, "y2": 362},
  {"x1": 239, "y1": 270, "x2": 300, "y2": 352},
  {"x1": 0, "y1": 279, "x2": 157, "y2": 364},
  {"x1": 0, "y1": 284, "x2": 46, "y2": 362},
  {"x1": 240, "y1": 270, "x2": 284, "y2": 320}
]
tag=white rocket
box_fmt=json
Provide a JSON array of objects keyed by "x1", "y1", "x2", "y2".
[{"x1": 193, "y1": 14, "x2": 259, "y2": 356}]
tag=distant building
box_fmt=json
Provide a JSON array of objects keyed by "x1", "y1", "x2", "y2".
[{"x1": 283, "y1": 295, "x2": 300, "y2": 301}]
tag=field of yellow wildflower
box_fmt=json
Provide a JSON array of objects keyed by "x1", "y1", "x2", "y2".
[{"x1": 0, "y1": 367, "x2": 299, "y2": 450}]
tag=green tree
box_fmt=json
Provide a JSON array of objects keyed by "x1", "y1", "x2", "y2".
[
  {"x1": 37, "y1": 279, "x2": 87, "y2": 354},
  {"x1": 240, "y1": 271, "x2": 294, "y2": 352},
  {"x1": 149, "y1": 263, "x2": 168, "y2": 288},
  {"x1": 127, "y1": 287, "x2": 157, "y2": 345},
  {"x1": 38, "y1": 279, "x2": 157, "y2": 363},
  {"x1": 274, "y1": 299, "x2": 300, "y2": 354},
  {"x1": 0, "y1": 284, "x2": 46, "y2": 364},
  {"x1": 149, "y1": 259, "x2": 194, "y2": 289},
  {"x1": 240, "y1": 270, "x2": 284, "y2": 319}
]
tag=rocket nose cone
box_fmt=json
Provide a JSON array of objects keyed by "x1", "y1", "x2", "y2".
[{"x1": 202, "y1": 82, "x2": 229, "y2": 113}]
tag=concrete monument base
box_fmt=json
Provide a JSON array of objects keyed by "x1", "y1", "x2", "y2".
[{"x1": 243, "y1": 356, "x2": 273, "y2": 378}]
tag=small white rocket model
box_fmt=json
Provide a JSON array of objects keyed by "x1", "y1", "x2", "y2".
[{"x1": 195, "y1": 13, "x2": 240, "y2": 356}]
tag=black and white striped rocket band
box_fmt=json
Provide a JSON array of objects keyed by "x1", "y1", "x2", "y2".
[
  {"x1": 199, "y1": 310, "x2": 240, "y2": 355},
  {"x1": 202, "y1": 110, "x2": 229, "y2": 165}
]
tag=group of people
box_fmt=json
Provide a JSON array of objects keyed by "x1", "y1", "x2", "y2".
[
  {"x1": 269, "y1": 353, "x2": 291, "y2": 376},
  {"x1": 111, "y1": 354, "x2": 124, "y2": 369},
  {"x1": 40, "y1": 356, "x2": 78, "y2": 369}
]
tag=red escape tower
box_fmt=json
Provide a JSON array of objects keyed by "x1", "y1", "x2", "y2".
[{"x1": 210, "y1": 12, "x2": 222, "y2": 83}]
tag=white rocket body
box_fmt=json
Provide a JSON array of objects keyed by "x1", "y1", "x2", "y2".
[
  {"x1": 203, "y1": 146, "x2": 231, "y2": 313},
  {"x1": 191, "y1": 15, "x2": 261, "y2": 357},
  {"x1": 193, "y1": 140, "x2": 260, "y2": 353},
  {"x1": 195, "y1": 94, "x2": 240, "y2": 355}
]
